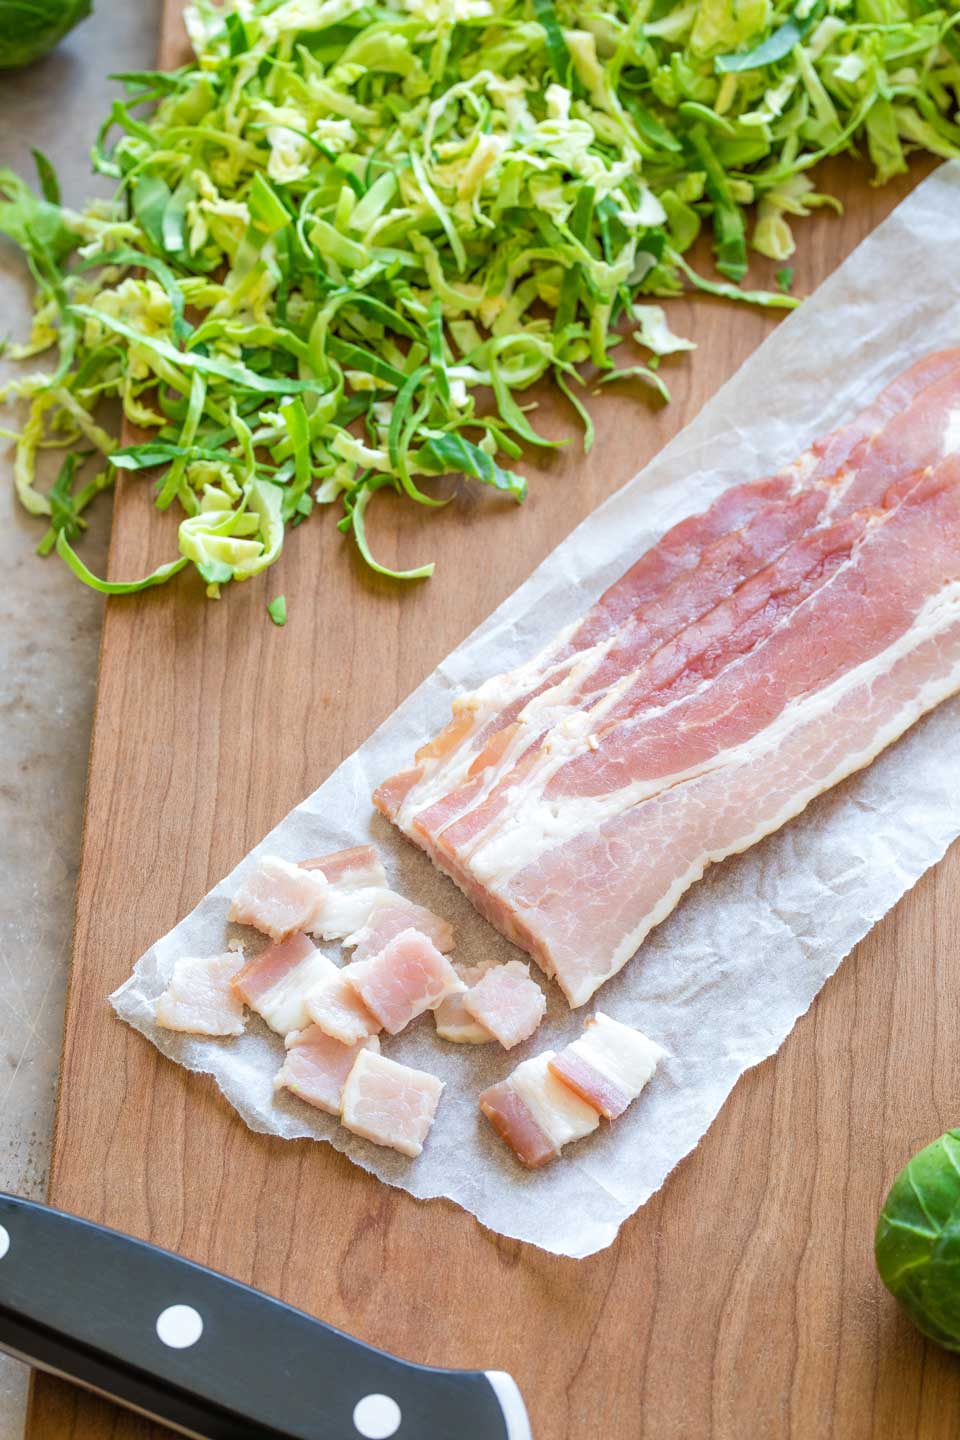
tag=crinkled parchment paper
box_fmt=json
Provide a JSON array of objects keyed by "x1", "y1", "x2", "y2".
[{"x1": 113, "y1": 162, "x2": 960, "y2": 1259}]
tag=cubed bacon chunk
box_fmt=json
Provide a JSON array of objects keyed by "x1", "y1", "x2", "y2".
[
  {"x1": 434, "y1": 961, "x2": 497, "y2": 1044},
  {"x1": 347, "y1": 928, "x2": 464, "y2": 1035},
  {"x1": 228, "y1": 856, "x2": 327, "y2": 942},
  {"x1": 274, "y1": 1028, "x2": 379, "y2": 1116},
  {"x1": 480, "y1": 1050, "x2": 598, "y2": 1167},
  {"x1": 341, "y1": 1050, "x2": 444, "y2": 1157},
  {"x1": 462, "y1": 960, "x2": 546, "y2": 1050},
  {"x1": 155, "y1": 953, "x2": 246, "y2": 1037},
  {"x1": 305, "y1": 964, "x2": 381, "y2": 1046},
  {"x1": 231, "y1": 933, "x2": 337, "y2": 1036},
  {"x1": 298, "y1": 845, "x2": 391, "y2": 941},
  {"x1": 548, "y1": 1012, "x2": 663, "y2": 1119},
  {"x1": 345, "y1": 896, "x2": 454, "y2": 960}
]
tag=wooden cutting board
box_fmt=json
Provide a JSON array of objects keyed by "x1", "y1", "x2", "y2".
[{"x1": 26, "y1": 6, "x2": 960, "y2": 1437}]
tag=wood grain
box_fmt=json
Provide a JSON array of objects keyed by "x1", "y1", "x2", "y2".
[{"x1": 26, "y1": 8, "x2": 960, "y2": 1437}]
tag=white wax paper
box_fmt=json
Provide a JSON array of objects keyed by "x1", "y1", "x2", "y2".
[{"x1": 112, "y1": 162, "x2": 960, "y2": 1259}]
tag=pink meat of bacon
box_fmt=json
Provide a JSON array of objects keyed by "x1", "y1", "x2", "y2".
[
  {"x1": 305, "y1": 964, "x2": 381, "y2": 1046},
  {"x1": 345, "y1": 896, "x2": 454, "y2": 961},
  {"x1": 341, "y1": 1049, "x2": 444, "y2": 1157},
  {"x1": 347, "y1": 928, "x2": 463, "y2": 1035},
  {"x1": 228, "y1": 856, "x2": 328, "y2": 942},
  {"x1": 479, "y1": 1051, "x2": 599, "y2": 1168},
  {"x1": 374, "y1": 354, "x2": 960, "y2": 1006},
  {"x1": 462, "y1": 960, "x2": 545, "y2": 1050},
  {"x1": 274, "y1": 1028, "x2": 379, "y2": 1115},
  {"x1": 231, "y1": 932, "x2": 337, "y2": 1035},
  {"x1": 154, "y1": 953, "x2": 246, "y2": 1037}
]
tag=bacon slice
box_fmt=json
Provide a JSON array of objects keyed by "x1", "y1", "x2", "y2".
[
  {"x1": 155, "y1": 953, "x2": 246, "y2": 1037},
  {"x1": 434, "y1": 961, "x2": 497, "y2": 1044},
  {"x1": 228, "y1": 856, "x2": 328, "y2": 942},
  {"x1": 341, "y1": 1050, "x2": 444, "y2": 1157},
  {"x1": 298, "y1": 845, "x2": 392, "y2": 941},
  {"x1": 231, "y1": 932, "x2": 337, "y2": 1035},
  {"x1": 374, "y1": 355, "x2": 960, "y2": 1006},
  {"x1": 462, "y1": 960, "x2": 545, "y2": 1050},
  {"x1": 274, "y1": 1028, "x2": 379, "y2": 1115},
  {"x1": 548, "y1": 1012, "x2": 663, "y2": 1119},
  {"x1": 344, "y1": 896, "x2": 454, "y2": 960},
  {"x1": 480, "y1": 1051, "x2": 599, "y2": 1167},
  {"x1": 347, "y1": 928, "x2": 463, "y2": 1035},
  {"x1": 305, "y1": 963, "x2": 381, "y2": 1046}
]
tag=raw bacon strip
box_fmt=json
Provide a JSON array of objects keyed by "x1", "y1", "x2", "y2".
[
  {"x1": 479, "y1": 1051, "x2": 598, "y2": 1167},
  {"x1": 375, "y1": 357, "x2": 960, "y2": 1007},
  {"x1": 376, "y1": 353, "x2": 960, "y2": 836},
  {"x1": 344, "y1": 896, "x2": 454, "y2": 960},
  {"x1": 548, "y1": 1013, "x2": 663, "y2": 1119},
  {"x1": 434, "y1": 961, "x2": 497, "y2": 1044},
  {"x1": 155, "y1": 953, "x2": 246, "y2": 1037},
  {"x1": 228, "y1": 856, "x2": 327, "y2": 942},
  {"x1": 305, "y1": 964, "x2": 381, "y2": 1046},
  {"x1": 299, "y1": 845, "x2": 391, "y2": 941},
  {"x1": 348, "y1": 928, "x2": 463, "y2": 1035},
  {"x1": 462, "y1": 961, "x2": 546, "y2": 1050},
  {"x1": 274, "y1": 1028, "x2": 379, "y2": 1115},
  {"x1": 232, "y1": 933, "x2": 337, "y2": 1036},
  {"x1": 341, "y1": 1050, "x2": 444, "y2": 1157}
]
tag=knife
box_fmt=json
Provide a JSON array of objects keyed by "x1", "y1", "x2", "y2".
[{"x1": 0, "y1": 1193, "x2": 531, "y2": 1440}]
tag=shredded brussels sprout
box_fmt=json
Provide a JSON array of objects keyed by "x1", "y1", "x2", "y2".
[{"x1": 2, "y1": 0, "x2": 959, "y2": 593}]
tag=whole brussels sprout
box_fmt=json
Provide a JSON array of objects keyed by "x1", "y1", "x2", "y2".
[
  {"x1": 875, "y1": 1129, "x2": 960, "y2": 1350},
  {"x1": 0, "y1": 0, "x2": 92, "y2": 70}
]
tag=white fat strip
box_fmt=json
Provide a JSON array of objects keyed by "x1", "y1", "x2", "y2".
[
  {"x1": 945, "y1": 408, "x2": 960, "y2": 457},
  {"x1": 510, "y1": 1052, "x2": 599, "y2": 1149},
  {"x1": 570, "y1": 1013, "x2": 664, "y2": 1098},
  {"x1": 256, "y1": 951, "x2": 339, "y2": 1035},
  {"x1": 313, "y1": 884, "x2": 393, "y2": 942},
  {"x1": 468, "y1": 580, "x2": 960, "y2": 888}
]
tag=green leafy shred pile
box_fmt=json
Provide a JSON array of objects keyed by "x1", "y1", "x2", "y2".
[{"x1": 2, "y1": 0, "x2": 959, "y2": 595}]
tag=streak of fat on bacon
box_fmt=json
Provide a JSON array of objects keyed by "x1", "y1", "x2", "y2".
[
  {"x1": 373, "y1": 354, "x2": 960, "y2": 1007},
  {"x1": 341, "y1": 1049, "x2": 444, "y2": 1158},
  {"x1": 228, "y1": 856, "x2": 328, "y2": 942},
  {"x1": 434, "y1": 960, "x2": 498, "y2": 1044},
  {"x1": 231, "y1": 932, "x2": 337, "y2": 1036},
  {"x1": 274, "y1": 1028, "x2": 379, "y2": 1116},
  {"x1": 374, "y1": 350, "x2": 960, "y2": 841},
  {"x1": 344, "y1": 895, "x2": 454, "y2": 960},
  {"x1": 155, "y1": 953, "x2": 246, "y2": 1037},
  {"x1": 298, "y1": 845, "x2": 392, "y2": 941},
  {"x1": 305, "y1": 963, "x2": 381, "y2": 1046},
  {"x1": 480, "y1": 1051, "x2": 599, "y2": 1168},
  {"x1": 462, "y1": 960, "x2": 545, "y2": 1050},
  {"x1": 548, "y1": 1012, "x2": 664, "y2": 1119},
  {"x1": 347, "y1": 928, "x2": 464, "y2": 1035}
]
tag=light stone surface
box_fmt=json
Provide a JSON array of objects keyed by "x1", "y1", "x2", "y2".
[{"x1": 0, "y1": 2, "x2": 162, "y2": 1433}]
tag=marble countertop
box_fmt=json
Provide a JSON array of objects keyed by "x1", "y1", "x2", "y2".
[{"x1": 0, "y1": 3, "x2": 162, "y2": 1432}]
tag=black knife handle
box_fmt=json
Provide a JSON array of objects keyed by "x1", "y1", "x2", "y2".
[{"x1": 0, "y1": 1193, "x2": 530, "y2": 1440}]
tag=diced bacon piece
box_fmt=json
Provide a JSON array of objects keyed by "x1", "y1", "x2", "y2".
[
  {"x1": 344, "y1": 896, "x2": 454, "y2": 960},
  {"x1": 305, "y1": 964, "x2": 380, "y2": 1046},
  {"x1": 480, "y1": 1051, "x2": 599, "y2": 1167},
  {"x1": 434, "y1": 961, "x2": 497, "y2": 1044},
  {"x1": 298, "y1": 845, "x2": 391, "y2": 941},
  {"x1": 155, "y1": 953, "x2": 246, "y2": 1037},
  {"x1": 462, "y1": 960, "x2": 545, "y2": 1050},
  {"x1": 478, "y1": 1081, "x2": 556, "y2": 1168},
  {"x1": 374, "y1": 356, "x2": 960, "y2": 1007},
  {"x1": 228, "y1": 856, "x2": 327, "y2": 942},
  {"x1": 231, "y1": 933, "x2": 337, "y2": 1036},
  {"x1": 348, "y1": 928, "x2": 464, "y2": 1035},
  {"x1": 341, "y1": 1050, "x2": 444, "y2": 1157},
  {"x1": 274, "y1": 1028, "x2": 379, "y2": 1115},
  {"x1": 548, "y1": 1012, "x2": 663, "y2": 1119}
]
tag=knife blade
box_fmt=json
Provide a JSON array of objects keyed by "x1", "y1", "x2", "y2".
[{"x1": 0, "y1": 1193, "x2": 531, "y2": 1440}]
